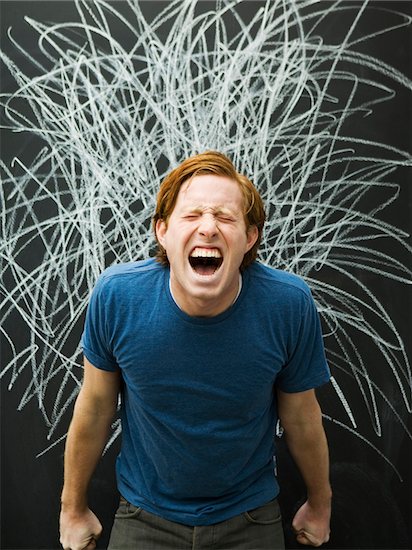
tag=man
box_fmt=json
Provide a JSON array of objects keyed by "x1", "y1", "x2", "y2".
[{"x1": 60, "y1": 151, "x2": 332, "y2": 550}]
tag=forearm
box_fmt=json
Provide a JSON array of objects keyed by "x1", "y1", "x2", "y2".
[
  {"x1": 277, "y1": 388, "x2": 331, "y2": 546},
  {"x1": 61, "y1": 397, "x2": 114, "y2": 512},
  {"x1": 284, "y1": 418, "x2": 332, "y2": 508},
  {"x1": 278, "y1": 389, "x2": 332, "y2": 507},
  {"x1": 60, "y1": 361, "x2": 119, "y2": 550}
]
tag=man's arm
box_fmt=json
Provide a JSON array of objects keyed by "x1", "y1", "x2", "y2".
[
  {"x1": 60, "y1": 357, "x2": 121, "y2": 550},
  {"x1": 277, "y1": 388, "x2": 332, "y2": 548}
]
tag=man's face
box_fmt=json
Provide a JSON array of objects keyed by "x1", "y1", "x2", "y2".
[{"x1": 156, "y1": 174, "x2": 258, "y2": 317}]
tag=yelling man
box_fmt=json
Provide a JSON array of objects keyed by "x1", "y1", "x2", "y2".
[{"x1": 60, "y1": 151, "x2": 332, "y2": 550}]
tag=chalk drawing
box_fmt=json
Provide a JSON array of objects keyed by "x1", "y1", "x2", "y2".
[{"x1": 1, "y1": 0, "x2": 411, "y2": 473}]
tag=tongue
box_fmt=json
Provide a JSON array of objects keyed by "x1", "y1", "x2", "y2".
[{"x1": 194, "y1": 264, "x2": 216, "y2": 276}]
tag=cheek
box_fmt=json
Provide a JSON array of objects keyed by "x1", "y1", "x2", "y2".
[{"x1": 167, "y1": 225, "x2": 191, "y2": 253}]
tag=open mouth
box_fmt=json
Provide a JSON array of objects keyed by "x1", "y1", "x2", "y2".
[{"x1": 189, "y1": 247, "x2": 223, "y2": 276}]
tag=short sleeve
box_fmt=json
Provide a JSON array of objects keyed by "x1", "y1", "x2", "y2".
[
  {"x1": 81, "y1": 276, "x2": 119, "y2": 372},
  {"x1": 276, "y1": 292, "x2": 330, "y2": 393}
]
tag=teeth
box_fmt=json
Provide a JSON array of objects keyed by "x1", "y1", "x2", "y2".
[{"x1": 190, "y1": 247, "x2": 222, "y2": 258}]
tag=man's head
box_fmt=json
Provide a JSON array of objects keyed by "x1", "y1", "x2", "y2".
[
  {"x1": 153, "y1": 151, "x2": 266, "y2": 316},
  {"x1": 153, "y1": 151, "x2": 265, "y2": 270}
]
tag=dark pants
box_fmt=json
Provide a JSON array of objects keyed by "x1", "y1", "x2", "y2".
[{"x1": 108, "y1": 497, "x2": 285, "y2": 550}]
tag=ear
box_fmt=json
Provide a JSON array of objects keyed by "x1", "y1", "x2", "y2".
[
  {"x1": 245, "y1": 225, "x2": 259, "y2": 253},
  {"x1": 155, "y1": 219, "x2": 167, "y2": 248}
]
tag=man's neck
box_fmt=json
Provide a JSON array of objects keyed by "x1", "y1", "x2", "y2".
[{"x1": 169, "y1": 273, "x2": 242, "y2": 317}]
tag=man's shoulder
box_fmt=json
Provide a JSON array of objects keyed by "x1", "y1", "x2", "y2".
[
  {"x1": 249, "y1": 261, "x2": 311, "y2": 297},
  {"x1": 95, "y1": 258, "x2": 165, "y2": 294},
  {"x1": 99, "y1": 257, "x2": 162, "y2": 280}
]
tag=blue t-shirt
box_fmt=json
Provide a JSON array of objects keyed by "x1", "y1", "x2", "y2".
[{"x1": 81, "y1": 258, "x2": 330, "y2": 526}]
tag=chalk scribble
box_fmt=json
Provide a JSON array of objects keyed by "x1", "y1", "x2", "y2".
[{"x1": 1, "y1": 0, "x2": 411, "y2": 475}]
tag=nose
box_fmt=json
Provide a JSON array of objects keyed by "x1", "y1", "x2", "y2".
[{"x1": 198, "y1": 214, "x2": 218, "y2": 239}]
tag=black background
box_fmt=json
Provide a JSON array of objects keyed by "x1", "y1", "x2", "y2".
[{"x1": 1, "y1": 1, "x2": 411, "y2": 549}]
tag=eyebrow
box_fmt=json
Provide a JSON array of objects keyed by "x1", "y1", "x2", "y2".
[{"x1": 183, "y1": 205, "x2": 238, "y2": 216}]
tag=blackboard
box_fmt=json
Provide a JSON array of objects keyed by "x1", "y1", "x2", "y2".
[{"x1": 1, "y1": 1, "x2": 411, "y2": 548}]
